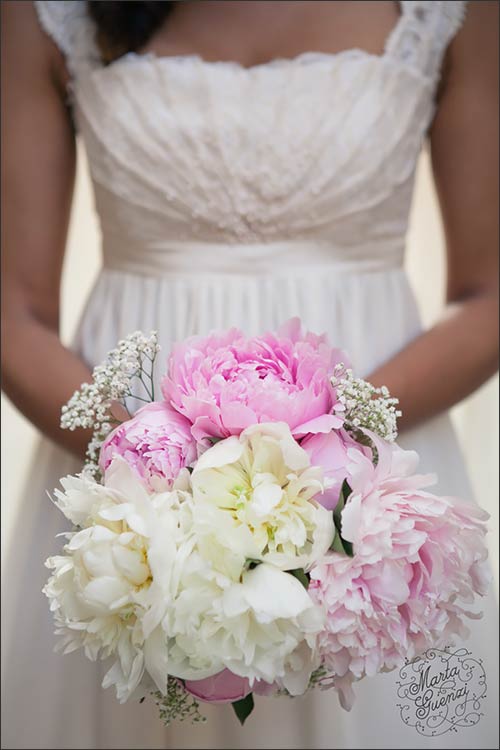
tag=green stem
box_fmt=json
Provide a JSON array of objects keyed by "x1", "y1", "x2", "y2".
[
  {"x1": 127, "y1": 394, "x2": 151, "y2": 404},
  {"x1": 138, "y1": 373, "x2": 154, "y2": 401}
]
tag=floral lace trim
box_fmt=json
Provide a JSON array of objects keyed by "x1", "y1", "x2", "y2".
[
  {"x1": 114, "y1": 48, "x2": 390, "y2": 75},
  {"x1": 33, "y1": 1, "x2": 101, "y2": 79},
  {"x1": 33, "y1": 0, "x2": 467, "y2": 118},
  {"x1": 34, "y1": 0, "x2": 466, "y2": 87},
  {"x1": 387, "y1": 1, "x2": 468, "y2": 78}
]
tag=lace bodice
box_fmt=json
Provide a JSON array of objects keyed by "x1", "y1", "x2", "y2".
[{"x1": 33, "y1": 1, "x2": 467, "y2": 262}]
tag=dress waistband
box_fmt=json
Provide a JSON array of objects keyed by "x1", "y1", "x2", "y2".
[{"x1": 101, "y1": 235, "x2": 405, "y2": 278}]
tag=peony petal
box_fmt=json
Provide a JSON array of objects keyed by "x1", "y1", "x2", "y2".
[
  {"x1": 250, "y1": 482, "x2": 283, "y2": 517},
  {"x1": 82, "y1": 576, "x2": 131, "y2": 611},
  {"x1": 192, "y1": 436, "x2": 243, "y2": 473},
  {"x1": 293, "y1": 413, "x2": 343, "y2": 437},
  {"x1": 238, "y1": 563, "x2": 314, "y2": 621},
  {"x1": 184, "y1": 670, "x2": 252, "y2": 704},
  {"x1": 144, "y1": 627, "x2": 170, "y2": 694}
]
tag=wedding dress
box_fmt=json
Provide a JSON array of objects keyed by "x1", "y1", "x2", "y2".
[{"x1": 2, "y1": 1, "x2": 498, "y2": 748}]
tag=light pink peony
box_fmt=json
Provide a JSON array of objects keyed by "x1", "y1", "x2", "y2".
[
  {"x1": 162, "y1": 318, "x2": 345, "y2": 442},
  {"x1": 99, "y1": 401, "x2": 197, "y2": 491},
  {"x1": 308, "y1": 431, "x2": 491, "y2": 710},
  {"x1": 184, "y1": 670, "x2": 252, "y2": 704},
  {"x1": 301, "y1": 429, "x2": 369, "y2": 510}
]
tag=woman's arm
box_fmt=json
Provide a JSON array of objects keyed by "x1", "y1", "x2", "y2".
[
  {"x1": 368, "y1": 0, "x2": 499, "y2": 431},
  {"x1": 1, "y1": 1, "x2": 93, "y2": 458}
]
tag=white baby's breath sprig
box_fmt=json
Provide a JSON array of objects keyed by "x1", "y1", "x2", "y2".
[
  {"x1": 331, "y1": 363, "x2": 402, "y2": 442},
  {"x1": 152, "y1": 681, "x2": 206, "y2": 727},
  {"x1": 60, "y1": 331, "x2": 161, "y2": 473}
]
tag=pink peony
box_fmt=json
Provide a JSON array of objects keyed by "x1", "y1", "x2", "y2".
[
  {"x1": 308, "y1": 431, "x2": 491, "y2": 709},
  {"x1": 99, "y1": 401, "x2": 197, "y2": 491},
  {"x1": 184, "y1": 670, "x2": 252, "y2": 704},
  {"x1": 162, "y1": 318, "x2": 345, "y2": 442},
  {"x1": 301, "y1": 429, "x2": 369, "y2": 510},
  {"x1": 184, "y1": 670, "x2": 278, "y2": 704}
]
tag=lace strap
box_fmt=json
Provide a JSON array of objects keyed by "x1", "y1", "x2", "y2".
[
  {"x1": 386, "y1": 1, "x2": 468, "y2": 81},
  {"x1": 33, "y1": 1, "x2": 101, "y2": 82}
]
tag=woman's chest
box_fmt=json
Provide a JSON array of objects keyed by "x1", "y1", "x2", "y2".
[{"x1": 129, "y1": 1, "x2": 402, "y2": 72}]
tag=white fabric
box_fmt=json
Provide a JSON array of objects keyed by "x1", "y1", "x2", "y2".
[{"x1": 2, "y1": 1, "x2": 498, "y2": 748}]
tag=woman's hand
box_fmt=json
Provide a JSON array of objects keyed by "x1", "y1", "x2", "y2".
[
  {"x1": 368, "y1": 1, "x2": 499, "y2": 431},
  {"x1": 1, "y1": 2, "x2": 93, "y2": 460}
]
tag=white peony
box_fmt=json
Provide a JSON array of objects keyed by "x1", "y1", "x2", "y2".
[
  {"x1": 190, "y1": 422, "x2": 334, "y2": 578},
  {"x1": 163, "y1": 559, "x2": 324, "y2": 690},
  {"x1": 44, "y1": 458, "x2": 195, "y2": 703},
  {"x1": 45, "y1": 431, "x2": 332, "y2": 702},
  {"x1": 52, "y1": 471, "x2": 118, "y2": 528}
]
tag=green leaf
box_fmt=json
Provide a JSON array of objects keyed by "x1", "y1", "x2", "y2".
[
  {"x1": 289, "y1": 568, "x2": 310, "y2": 589},
  {"x1": 333, "y1": 479, "x2": 350, "y2": 525},
  {"x1": 340, "y1": 478, "x2": 352, "y2": 501},
  {"x1": 341, "y1": 537, "x2": 354, "y2": 557},
  {"x1": 330, "y1": 530, "x2": 354, "y2": 557},
  {"x1": 231, "y1": 693, "x2": 255, "y2": 725},
  {"x1": 330, "y1": 483, "x2": 354, "y2": 557},
  {"x1": 330, "y1": 530, "x2": 345, "y2": 554},
  {"x1": 206, "y1": 436, "x2": 223, "y2": 445},
  {"x1": 333, "y1": 497, "x2": 344, "y2": 529}
]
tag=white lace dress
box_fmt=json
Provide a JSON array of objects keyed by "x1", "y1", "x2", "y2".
[{"x1": 2, "y1": 1, "x2": 498, "y2": 748}]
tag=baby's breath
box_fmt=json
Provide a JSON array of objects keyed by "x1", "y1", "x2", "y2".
[
  {"x1": 152, "y1": 679, "x2": 206, "y2": 727},
  {"x1": 332, "y1": 364, "x2": 401, "y2": 443},
  {"x1": 61, "y1": 331, "x2": 160, "y2": 473}
]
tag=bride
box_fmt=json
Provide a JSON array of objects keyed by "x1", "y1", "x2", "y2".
[{"x1": 1, "y1": 1, "x2": 498, "y2": 748}]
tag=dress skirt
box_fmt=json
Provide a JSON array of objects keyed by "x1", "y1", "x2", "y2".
[{"x1": 2, "y1": 263, "x2": 498, "y2": 749}]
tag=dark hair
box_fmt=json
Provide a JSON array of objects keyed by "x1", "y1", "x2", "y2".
[{"x1": 87, "y1": 1, "x2": 174, "y2": 63}]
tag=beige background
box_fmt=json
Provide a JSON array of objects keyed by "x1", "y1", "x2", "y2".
[{"x1": 1, "y1": 141, "x2": 498, "y2": 594}]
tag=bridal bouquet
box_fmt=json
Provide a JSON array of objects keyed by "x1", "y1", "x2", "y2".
[{"x1": 44, "y1": 320, "x2": 491, "y2": 725}]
